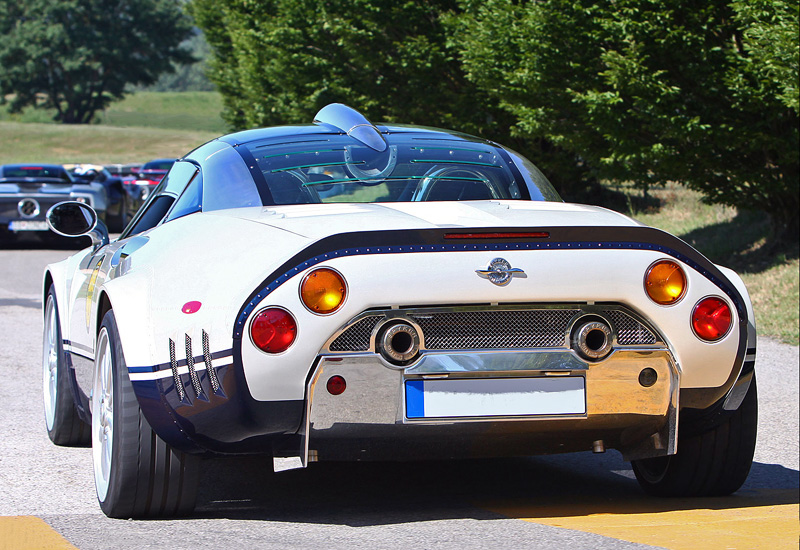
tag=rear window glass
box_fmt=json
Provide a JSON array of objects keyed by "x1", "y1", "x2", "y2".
[
  {"x1": 240, "y1": 134, "x2": 559, "y2": 205},
  {"x1": 142, "y1": 160, "x2": 175, "y2": 171},
  {"x1": 1, "y1": 165, "x2": 70, "y2": 180}
]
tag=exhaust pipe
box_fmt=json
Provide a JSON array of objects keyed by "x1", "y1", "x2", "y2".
[
  {"x1": 572, "y1": 320, "x2": 613, "y2": 361},
  {"x1": 378, "y1": 322, "x2": 420, "y2": 364}
]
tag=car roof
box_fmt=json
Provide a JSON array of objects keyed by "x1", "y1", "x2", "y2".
[
  {"x1": 1, "y1": 163, "x2": 66, "y2": 171},
  {"x1": 217, "y1": 122, "x2": 487, "y2": 148}
]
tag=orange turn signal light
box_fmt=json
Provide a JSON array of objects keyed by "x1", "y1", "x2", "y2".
[
  {"x1": 300, "y1": 267, "x2": 347, "y2": 314},
  {"x1": 645, "y1": 259, "x2": 687, "y2": 305}
]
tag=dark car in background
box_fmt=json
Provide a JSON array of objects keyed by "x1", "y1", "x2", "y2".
[
  {"x1": 131, "y1": 158, "x2": 175, "y2": 202},
  {"x1": 0, "y1": 164, "x2": 108, "y2": 244},
  {"x1": 104, "y1": 163, "x2": 141, "y2": 179},
  {"x1": 65, "y1": 164, "x2": 131, "y2": 232}
]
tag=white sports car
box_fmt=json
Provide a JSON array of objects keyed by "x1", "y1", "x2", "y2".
[{"x1": 42, "y1": 104, "x2": 757, "y2": 518}]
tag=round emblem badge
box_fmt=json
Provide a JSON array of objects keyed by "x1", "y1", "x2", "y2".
[{"x1": 475, "y1": 257, "x2": 526, "y2": 286}]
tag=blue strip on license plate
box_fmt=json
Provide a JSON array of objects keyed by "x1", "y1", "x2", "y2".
[{"x1": 405, "y1": 377, "x2": 586, "y2": 419}]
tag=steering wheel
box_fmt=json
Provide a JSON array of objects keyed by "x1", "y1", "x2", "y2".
[
  {"x1": 267, "y1": 169, "x2": 321, "y2": 204},
  {"x1": 411, "y1": 166, "x2": 501, "y2": 201}
]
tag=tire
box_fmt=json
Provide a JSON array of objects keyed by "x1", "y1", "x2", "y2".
[
  {"x1": 0, "y1": 224, "x2": 17, "y2": 248},
  {"x1": 632, "y1": 375, "x2": 758, "y2": 497},
  {"x1": 106, "y1": 196, "x2": 127, "y2": 233},
  {"x1": 43, "y1": 287, "x2": 90, "y2": 446},
  {"x1": 93, "y1": 310, "x2": 198, "y2": 518}
]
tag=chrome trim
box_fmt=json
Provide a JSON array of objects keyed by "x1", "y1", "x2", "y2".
[
  {"x1": 248, "y1": 306, "x2": 298, "y2": 355},
  {"x1": 313, "y1": 103, "x2": 387, "y2": 152},
  {"x1": 284, "y1": 347, "x2": 679, "y2": 470},
  {"x1": 378, "y1": 323, "x2": 420, "y2": 363},
  {"x1": 405, "y1": 350, "x2": 587, "y2": 375},
  {"x1": 573, "y1": 320, "x2": 613, "y2": 360},
  {"x1": 17, "y1": 198, "x2": 40, "y2": 218},
  {"x1": 45, "y1": 201, "x2": 109, "y2": 250},
  {"x1": 690, "y1": 295, "x2": 734, "y2": 342},
  {"x1": 475, "y1": 257, "x2": 526, "y2": 286},
  {"x1": 298, "y1": 266, "x2": 348, "y2": 316},
  {"x1": 644, "y1": 258, "x2": 687, "y2": 306}
]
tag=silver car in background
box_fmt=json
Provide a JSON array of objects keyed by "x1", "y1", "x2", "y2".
[{"x1": 0, "y1": 163, "x2": 108, "y2": 244}]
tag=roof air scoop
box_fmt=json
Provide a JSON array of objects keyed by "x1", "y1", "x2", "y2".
[{"x1": 313, "y1": 103, "x2": 387, "y2": 152}]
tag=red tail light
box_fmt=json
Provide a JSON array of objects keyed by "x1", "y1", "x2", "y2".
[
  {"x1": 326, "y1": 375, "x2": 347, "y2": 395},
  {"x1": 251, "y1": 308, "x2": 297, "y2": 353},
  {"x1": 692, "y1": 297, "x2": 732, "y2": 341}
]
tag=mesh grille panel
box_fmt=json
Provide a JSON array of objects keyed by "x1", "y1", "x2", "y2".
[
  {"x1": 410, "y1": 310, "x2": 579, "y2": 349},
  {"x1": 328, "y1": 307, "x2": 658, "y2": 352},
  {"x1": 329, "y1": 315, "x2": 382, "y2": 351},
  {"x1": 609, "y1": 310, "x2": 657, "y2": 345}
]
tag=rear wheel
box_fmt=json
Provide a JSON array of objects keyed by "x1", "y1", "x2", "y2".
[
  {"x1": 0, "y1": 224, "x2": 17, "y2": 247},
  {"x1": 632, "y1": 376, "x2": 757, "y2": 496},
  {"x1": 93, "y1": 310, "x2": 198, "y2": 518},
  {"x1": 43, "y1": 287, "x2": 89, "y2": 445},
  {"x1": 106, "y1": 196, "x2": 128, "y2": 233}
]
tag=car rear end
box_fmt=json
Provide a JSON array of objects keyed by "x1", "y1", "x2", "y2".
[
  {"x1": 228, "y1": 211, "x2": 747, "y2": 470},
  {"x1": 121, "y1": 118, "x2": 750, "y2": 478}
]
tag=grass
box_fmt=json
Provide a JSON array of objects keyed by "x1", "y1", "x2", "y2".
[
  {"x1": 95, "y1": 91, "x2": 228, "y2": 134},
  {"x1": 609, "y1": 182, "x2": 799, "y2": 345},
  {"x1": 0, "y1": 92, "x2": 227, "y2": 164},
  {"x1": 0, "y1": 121, "x2": 218, "y2": 165},
  {"x1": 1, "y1": 91, "x2": 228, "y2": 134}
]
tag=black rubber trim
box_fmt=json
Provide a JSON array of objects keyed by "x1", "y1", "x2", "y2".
[{"x1": 65, "y1": 350, "x2": 91, "y2": 424}]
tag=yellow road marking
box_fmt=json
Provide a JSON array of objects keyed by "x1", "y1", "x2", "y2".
[
  {"x1": 0, "y1": 516, "x2": 78, "y2": 550},
  {"x1": 486, "y1": 488, "x2": 799, "y2": 550}
]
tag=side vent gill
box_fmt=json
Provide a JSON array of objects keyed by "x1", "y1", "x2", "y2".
[
  {"x1": 185, "y1": 334, "x2": 204, "y2": 400},
  {"x1": 168, "y1": 338, "x2": 185, "y2": 401},
  {"x1": 202, "y1": 330, "x2": 220, "y2": 393},
  {"x1": 168, "y1": 331, "x2": 226, "y2": 404}
]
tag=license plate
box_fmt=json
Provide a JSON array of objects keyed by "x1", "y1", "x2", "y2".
[
  {"x1": 405, "y1": 377, "x2": 586, "y2": 419},
  {"x1": 8, "y1": 220, "x2": 49, "y2": 232}
]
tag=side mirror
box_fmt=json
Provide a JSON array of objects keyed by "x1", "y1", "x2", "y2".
[{"x1": 46, "y1": 201, "x2": 109, "y2": 249}]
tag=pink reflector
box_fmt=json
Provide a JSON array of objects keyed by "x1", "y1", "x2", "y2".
[{"x1": 182, "y1": 301, "x2": 202, "y2": 314}]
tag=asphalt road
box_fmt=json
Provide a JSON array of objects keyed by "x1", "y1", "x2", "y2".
[{"x1": 0, "y1": 245, "x2": 797, "y2": 550}]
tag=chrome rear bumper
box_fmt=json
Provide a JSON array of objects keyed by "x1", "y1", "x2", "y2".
[{"x1": 273, "y1": 348, "x2": 678, "y2": 471}]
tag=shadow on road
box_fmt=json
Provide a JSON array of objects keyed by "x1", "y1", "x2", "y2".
[
  {"x1": 193, "y1": 451, "x2": 799, "y2": 525},
  {"x1": 0, "y1": 233, "x2": 91, "y2": 251},
  {"x1": 0, "y1": 297, "x2": 42, "y2": 308}
]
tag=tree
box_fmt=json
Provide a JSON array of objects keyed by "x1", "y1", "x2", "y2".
[
  {"x1": 455, "y1": 0, "x2": 799, "y2": 241},
  {"x1": 0, "y1": 0, "x2": 195, "y2": 123},
  {"x1": 189, "y1": 0, "x2": 599, "y2": 198},
  {"x1": 188, "y1": 0, "x2": 503, "y2": 135},
  {"x1": 142, "y1": 29, "x2": 216, "y2": 92},
  {"x1": 735, "y1": 0, "x2": 799, "y2": 113}
]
